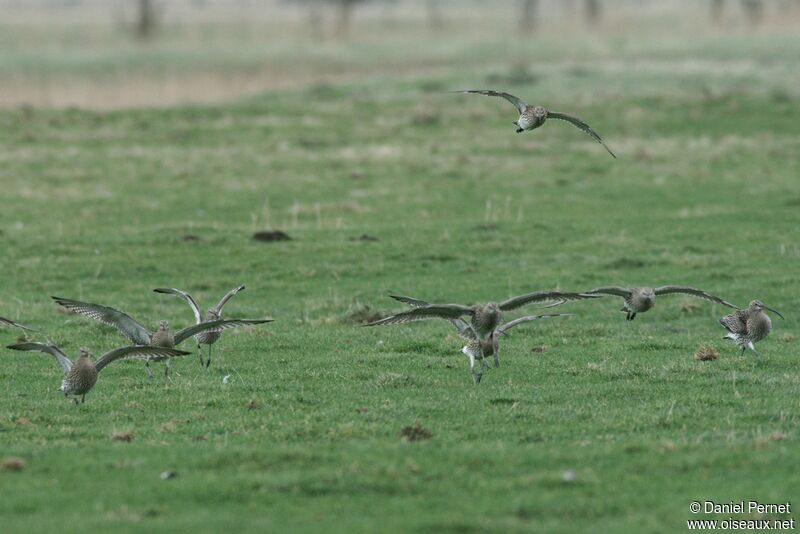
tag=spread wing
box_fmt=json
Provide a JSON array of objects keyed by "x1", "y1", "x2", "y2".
[
  {"x1": 52, "y1": 296, "x2": 152, "y2": 345},
  {"x1": 582, "y1": 287, "x2": 632, "y2": 298},
  {"x1": 453, "y1": 90, "x2": 528, "y2": 114},
  {"x1": 497, "y1": 314, "x2": 573, "y2": 335},
  {"x1": 720, "y1": 309, "x2": 749, "y2": 336},
  {"x1": 389, "y1": 296, "x2": 476, "y2": 339},
  {"x1": 213, "y1": 285, "x2": 246, "y2": 314},
  {"x1": 654, "y1": 286, "x2": 738, "y2": 309},
  {"x1": 366, "y1": 304, "x2": 474, "y2": 327},
  {"x1": 173, "y1": 318, "x2": 272, "y2": 346},
  {"x1": 0, "y1": 317, "x2": 37, "y2": 332},
  {"x1": 6, "y1": 342, "x2": 73, "y2": 374},
  {"x1": 547, "y1": 111, "x2": 616, "y2": 158},
  {"x1": 499, "y1": 291, "x2": 595, "y2": 311},
  {"x1": 94, "y1": 345, "x2": 191, "y2": 372},
  {"x1": 153, "y1": 288, "x2": 202, "y2": 323}
]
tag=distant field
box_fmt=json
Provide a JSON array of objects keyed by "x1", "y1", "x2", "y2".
[{"x1": 1, "y1": 7, "x2": 799, "y2": 533}]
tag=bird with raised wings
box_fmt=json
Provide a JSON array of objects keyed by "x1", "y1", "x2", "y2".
[
  {"x1": 388, "y1": 295, "x2": 572, "y2": 384},
  {"x1": 451, "y1": 89, "x2": 616, "y2": 158},
  {"x1": 583, "y1": 285, "x2": 738, "y2": 320},
  {"x1": 52, "y1": 296, "x2": 271, "y2": 377},
  {"x1": 154, "y1": 285, "x2": 250, "y2": 368},
  {"x1": 6, "y1": 342, "x2": 190, "y2": 403},
  {"x1": 367, "y1": 290, "x2": 592, "y2": 341},
  {"x1": 720, "y1": 300, "x2": 784, "y2": 356}
]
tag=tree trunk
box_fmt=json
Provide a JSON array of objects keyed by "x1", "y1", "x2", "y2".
[{"x1": 519, "y1": 0, "x2": 538, "y2": 35}]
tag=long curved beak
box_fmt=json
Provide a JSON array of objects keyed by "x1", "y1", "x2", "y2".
[{"x1": 764, "y1": 305, "x2": 785, "y2": 319}]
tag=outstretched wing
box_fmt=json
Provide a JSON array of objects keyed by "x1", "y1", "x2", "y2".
[
  {"x1": 0, "y1": 317, "x2": 37, "y2": 332},
  {"x1": 153, "y1": 288, "x2": 202, "y2": 324},
  {"x1": 390, "y1": 296, "x2": 476, "y2": 339},
  {"x1": 366, "y1": 304, "x2": 474, "y2": 327},
  {"x1": 497, "y1": 314, "x2": 573, "y2": 335},
  {"x1": 582, "y1": 287, "x2": 632, "y2": 298},
  {"x1": 213, "y1": 285, "x2": 246, "y2": 314},
  {"x1": 499, "y1": 291, "x2": 595, "y2": 311},
  {"x1": 547, "y1": 111, "x2": 616, "y2": 158},
  {"x1": 6, "y1": 342, "x2": 73, "y2": 374},
  {"x1": 94, "y1": 345, "x2": 191, "y2": 372},
  {"x1": 654, "y1": 286, "x2": 739, "y2": 309},
  {"x1": 453, "y1": 90, "x2": 528, "y2": 114},
  {"x1": 174, "y1": 318, "x2": 272, "y2": 346},
  {"x1": 52, "y1": 296, "x2": 152, "y2": 345},
  {"x1": 719, "y1": 310, "x2": 748, "y2": 336}
]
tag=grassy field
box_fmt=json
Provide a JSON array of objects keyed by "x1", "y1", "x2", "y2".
[{"x1": 1, "y1": 10, "x2": 800, "y2": 532}]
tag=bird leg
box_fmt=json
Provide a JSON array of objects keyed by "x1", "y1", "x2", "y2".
[
  {"x1": 164, "y1": 358, "x2": 171, "y2": 378},
  {"x1": 81, "y1": 394, "x2": 85, "y2": 404},
  {"x1": 493, "y1": 349, "x2": 500, "y2": 368},
  {"x1": 205, "y1": 345, "x2": 213, "y2": 369},
  {"x1": 72, "y1": 397, "x2": 79, "y2": 405},
  {"x1": 197, "y1": 343, "x2": 204, "y2": 367},
  {"x1": 145, "y1": 361, "x2": 154, "y2": 381}
]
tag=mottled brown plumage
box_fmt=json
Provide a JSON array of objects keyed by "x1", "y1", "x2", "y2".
[
  {"x1": 372, "y1": 294, "x2": 574, "y2": 384},
  {"x1": 153, "y1": 285, "x2": 248, "y2": 368},
  {"x1": 720, "y1": 300, "x2": 784, "y2": 356},
  {"x1": 584, "y1": 285, "x2": 738, "y2": 320},
  {"x1": 52, "y1": 296, "x2": 272, "y2": 377},
  {"x1": 5, "y1": 342, "x2": 190, "y2": 403},
  {"x1": 451, "y1": 89, "x2": 616, "y2": 158},
  {"x1": 368, "y1": 291, "x2": 591, "y2": 342}
]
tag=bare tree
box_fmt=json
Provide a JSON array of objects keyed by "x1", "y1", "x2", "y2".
[
  {"x1": 584, "y1": 0, "x2": 601, "y2": 25},
  {"x1": 519, "y1": 0, "x2": 539, "y2": 35}
]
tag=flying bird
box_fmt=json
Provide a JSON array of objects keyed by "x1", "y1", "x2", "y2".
[
  {"x1": 389, "y1": 294, "x2": 572, "y2": 384},
  {"x1": 153, "y1": 285, "x2": 252, "y2": 368},
  {"x1": 451, "y1": 89, "x2": 616, "y2": 158},
  {"x1": 52, "y1": 296, "x2": 271, "y2": 377},
  {"x1": 368, "y1": 290, "x2": 593, "y2": 342},
  {"x1": 582, "y1": 286, "x2": 738, "y2": 320},
  {"x1": 6, "y1": 342, "x2": 190, "y2": 403},
  {"x1": 720, "y1": 300, "x2": 784, "y2": 356}
]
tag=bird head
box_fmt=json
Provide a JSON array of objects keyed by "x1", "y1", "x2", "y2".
[
  {"x1": 158, "y1": 320, "x2": 169, "y2": 331},
  {"x1": 78, "y1": 347, "x2": 91, "y2": 359},
  {"x1": 750, "y1": 300, "x2": 784, "y2": 319},
  {"x1": 533, "y1": 106, "x2": 547, "y2": 118},
  {"x1": 642, "y1": 287, "x2": 656, "y2": 300}
]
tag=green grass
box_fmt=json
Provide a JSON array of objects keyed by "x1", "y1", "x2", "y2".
[{"x1": 1, "y1": 31, "x2": 800, "y2": 533}]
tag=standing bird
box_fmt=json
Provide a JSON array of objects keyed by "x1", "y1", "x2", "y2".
[
  {"x1": 6, "y1": 342, "x2": 190, "y2": 403},
  {"x1": 0, "y1": 317, "x2": 36, "y2": 332},
  {"x1": 451, "y1": 89, "x2": 616, "y2": 158},
  {"x1": 367, "y1": 290, "x2": 593, "y2": 341},
  {"x1": 720, "y1": 300, "x2": 784, "y2": 356},
  {"x1": 582, "y1": 285, "x2": 738, "y2": 320},
  {"x1": 153, "y1": 285, "x2": 246, "y2": 368},
  {"x1": 388, "y1": 294, "x2": 572, "y2": 384},
  {"x1": 52, "y1": 296, "x2": 272, "y2": 377}
]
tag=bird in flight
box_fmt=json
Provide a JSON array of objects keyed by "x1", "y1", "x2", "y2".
[
  {"x1": 582, "y1": 285, "x2": 738, "y2": 321},
  {"x1": 451, "y1": 89, "x2": 616, "y2": 158}
]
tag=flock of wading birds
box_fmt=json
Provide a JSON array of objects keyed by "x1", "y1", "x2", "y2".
[{"x1": 0, "y1": 90, "x2": 787, "y2": 397}]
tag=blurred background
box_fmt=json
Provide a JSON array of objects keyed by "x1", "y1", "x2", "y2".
[{"x1": 2, "y1": 0, "x2": 799, "y2": 109}]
